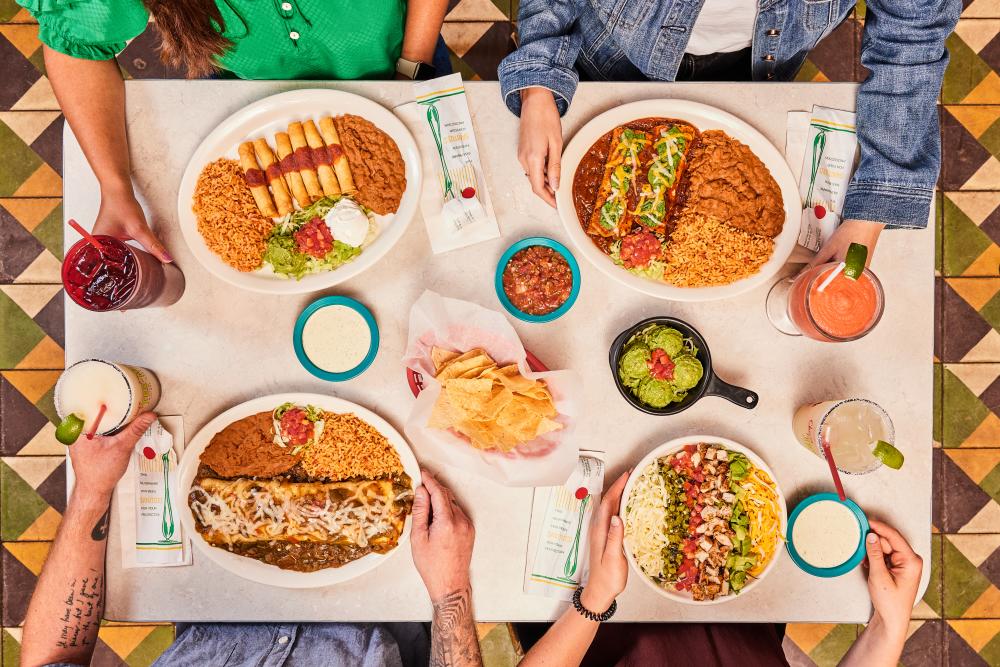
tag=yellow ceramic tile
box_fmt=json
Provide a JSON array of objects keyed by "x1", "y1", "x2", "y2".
[
  {"x1": 945, "y1": 449, "x2": 1000, "y2": 483},
  {"x1": 15, "y1": 335, "x2": 64, "y2": 370},
  {"x1": 1, "y1": 369, "x2": 59, "y2": 404},
  {"x1": 785, "y1": 623, "x2": 838, "y2": 654},
  {"x1": 3, "y1": 541, "x2": 51, "y2": 576},
  {"x1": 97, "y1": 625, "x2": 156, "y2": 659},
  {"x1": 948, "y1": 619, "x2": 1000, "y2": 653},
  {"x1": 0, "y1": 24, "x2": 40, "y2": 58},
  {"x1": 945, "y1": 277, "x2": 1000, "y2": 311},
  {"x1": 947, "y1": 106, "x2": 1000, "y2": 139},
  {"x1": 13, "y1": 163, "x2": 61, "y2": 197},
  {"x1": 964, "y1": 586, "x2": 1000, "y2": 618},
  {"x1": 962, "y1": 412, "x2": 1000, "y2": 447},
  {"x1": 964, "y1": 72, "x2": 1000, "y2": 105},
  {"x1": 17, "y1": 506, "x2": 61, "y2": 541},
  {"x1": 0, "y1": 198, "x2": 60, "y2": 233}
]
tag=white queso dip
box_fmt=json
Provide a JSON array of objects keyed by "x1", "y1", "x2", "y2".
[
  {"x1": 792, "y1": 500, "x2": 861, "y2": 569},
  {"x1": 302, "y1": 305, "x2": 371, "y2": 373}
]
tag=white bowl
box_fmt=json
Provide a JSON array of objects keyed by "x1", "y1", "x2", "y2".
[
  {"x1": 175, "y1": 393, "x2": 420, "y2": 588},
  {"x1": 176, "y1": 89, "x2": 421, "y2": 294},
  {"x1": 620, "y1": 434, "x2": 787, "y2": 605},
  {"x1": 556, "y1": 99, "x2": 801, "y2": 301}
]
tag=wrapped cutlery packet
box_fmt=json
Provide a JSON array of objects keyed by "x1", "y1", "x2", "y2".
[
  {"x1": 116, "y1": 416, "x2": 191, "y2": 567},
  {"x1": 789, "y1": 105, "x2": 859, "y2": 253},
  {"x1": 398, "y1": 73, "x2": 500, "y2": 253},
  {"x1": 524, "y1": 452, "x2": 606, "y2": 599}
]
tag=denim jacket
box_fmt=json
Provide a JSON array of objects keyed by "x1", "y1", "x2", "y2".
[{"x1": 498, "y1": 0, "x2": 961, "y2": 229}]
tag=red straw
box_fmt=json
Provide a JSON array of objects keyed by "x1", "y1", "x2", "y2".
[
  {"x1": 820, "y1": 426, "x2": 847, "y2": 501},
  {"x1": 86, "y1": 404, "x2": 107, "y2": 440},
  {"x1": 67, "y1": 219, "x2": 104, "y2": 254}
]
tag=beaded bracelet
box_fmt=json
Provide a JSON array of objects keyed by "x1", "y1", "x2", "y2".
[{"x1": 572, "y1": 586, "x2": 617, "y2": 622}]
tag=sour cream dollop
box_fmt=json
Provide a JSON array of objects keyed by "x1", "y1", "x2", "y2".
[{"x1": 324, "y1": 199, "x2": 371, "y2": 248}]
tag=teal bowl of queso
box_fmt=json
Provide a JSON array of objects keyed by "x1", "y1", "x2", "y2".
[
  {"x1": 786, "y1": 493, "x2": 869, "y2": 578},
  {"x1": 293, "y1": 296, "x2": 379, "y2": 382}
]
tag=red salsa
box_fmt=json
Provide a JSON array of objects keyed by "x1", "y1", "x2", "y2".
[{"x1": 502, "y1": 246, "x2": 574, "y2": 316}]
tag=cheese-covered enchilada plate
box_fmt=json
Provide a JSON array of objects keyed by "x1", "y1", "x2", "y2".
[
  {"x1": 557, "y1": 99, "x2": 801, "y2": 302},
  {"x1": 176, "y1": 393, "x2": 420, "y2": 588},
  {"x1": 177, "y1": 89, "x2": 421, "y2": 294}
]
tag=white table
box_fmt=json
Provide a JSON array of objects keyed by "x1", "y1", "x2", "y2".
[{"x1": 64, "y1": 81, "x2": 933, "y2": 623}]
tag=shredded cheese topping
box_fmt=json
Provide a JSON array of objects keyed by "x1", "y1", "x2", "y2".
[{"x1": 189, "y1": 477, "x2": 411, "y2": 548}]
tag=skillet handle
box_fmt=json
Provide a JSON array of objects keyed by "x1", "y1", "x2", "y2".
[{"x1": 704, "y1": 374, "x2": 759, "y2": 410}]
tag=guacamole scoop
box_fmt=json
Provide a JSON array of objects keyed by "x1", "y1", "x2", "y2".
[{"x1": 616, "y1": 324, "x2": 703, "y2": 408}]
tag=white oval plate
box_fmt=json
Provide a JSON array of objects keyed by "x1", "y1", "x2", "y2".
[
  {"x1": 557, "y1": 99, "x2": 801, "y2": 301},
  {"x1": 620, "y1": 434, "x2": 787, "y2": 605},
  {"x1": 177, "y1": 89, "x2": 422, "y2": 294},
  {"x1": 175, "y1": 392, "x2": 421, "y2": 588}
]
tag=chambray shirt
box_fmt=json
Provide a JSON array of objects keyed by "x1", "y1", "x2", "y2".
[
  {"x1": 499, "y1": 0, "x2": 962, "y2": 229},
  {"x1": 46, "y1": 623, "x2": 429, "y2": 667}
]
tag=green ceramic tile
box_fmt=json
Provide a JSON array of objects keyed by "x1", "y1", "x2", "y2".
[
  {"x1": 0, "y1": 0, "x2": 24, "y2": 22},
  {"x1": 124, "y1": 626, "x2": 175, "y2": 667},
  {"x1": 942, "y1": 32, "x2": 994, "y2": 104},
  {"x1": 980, "y1": 116, "x2": 1000, "y2": 162},
  {"x1": 942, "y1": 536, "x2": 992, "y2": 617},
  {"x1": 795, "y1": 59, "x2": 821, "y2": 82},
  {"x1": 923, "y1": 535, "x2": 944, "y2": 617},
  {"x1": 2, "y1": 628, "x2": 20, "y2": 666},
  {"x1": 27, "y1": 47, "x2": 45, "y2": 76},
  {"x1": 981, "y1": 461, "x2": 1000, "y2": 504},
  {"x1": 0, "y1": 290, "x2": 44, "y2": 369},
  {"x1": 36, "y1": 384, "x2": 57, "y2": 425},
  {"x1": 943, "y1": 194, "x2": 992, "y2": 276},
  {"x1": 935, "y1": 191, "x2": 944, "y2": 274},
  {"x1": 981, "y1": 630, "x2": 1000, "y2": 667},
  {"x1": 31, "y1": 202, "x2": 62, "y2": 259},
  {"x1": 942, "y1": 366, "x2": 992, "y2": 448},
  {"x1": 0, "y1": 120, "x2": 43, "y2": 198},
  {"x1": 479, "y1": 624, "x2": 518, "y2": 667},
  {"x1": 809, "y1": 624, "x2": 861, "y2": 666},
  {"x1": 980, "y1": 290, "x2": 1000, "y2": 332},
  {"x1": 934, "y1": 363, "x2": 943, "y2": 443},
  {"x1": 0, "y1": 459, "x2": 49, "y2": 540}
]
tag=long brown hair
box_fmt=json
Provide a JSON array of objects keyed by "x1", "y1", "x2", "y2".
[{"x1": 142, "y1": 0, "x2": 232, "y2": 78}]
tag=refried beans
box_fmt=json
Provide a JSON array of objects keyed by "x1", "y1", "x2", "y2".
[
  {"x1": 199, "y1": 411, "x2": 300, "y2": 478},
  {"x1": 683, "y1": 130, "x2": 784, "y2": 238},
  {"x1": 334, "y1": 114, "x2": 406, "y2": 215}
]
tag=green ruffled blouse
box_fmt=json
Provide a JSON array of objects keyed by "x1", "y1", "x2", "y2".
[{"x1": 18, "y1": 0, "x2": 405, "y2": 79}]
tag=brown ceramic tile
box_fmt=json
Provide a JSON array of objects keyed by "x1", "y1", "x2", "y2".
[
  {"x1": 940, "y1": 449, "x2": 996, "y2": 532},
  {"x1": 901, "y1": 620, "x2": 944, "y2": 666},
  {"x1": 940, "y1": 280, "x2": 994, "y2": 361},
  {"x1": 0, "y1": 204, "x2": 44, "y2": 283},
  {"x1": 941, "y1": 107, "x2": 993, "y2": 191}
]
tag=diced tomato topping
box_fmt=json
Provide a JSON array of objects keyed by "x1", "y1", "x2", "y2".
[
  {"x1": 279, "y1": 408, "x2": 313, "y2": 446},
  {"x1": 294, "y1": 217, "x2": 335, "y2": 259},
  {"x1": 619, "y1": 231, "x2": 662, "y2": 268},
  {"x1": 684, "y1": 444, "x2": 697, "y2": 454}
]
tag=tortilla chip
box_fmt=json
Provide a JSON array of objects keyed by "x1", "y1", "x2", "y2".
[
  {"x1": 426, "y1": 347, "x2": 562, "y2": 452},
  {"x1": 432, "y1": 347, "x2": 461, "y2": 373}
]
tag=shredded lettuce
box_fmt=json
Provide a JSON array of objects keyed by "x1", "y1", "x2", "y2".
[
  {"x1": 262, "y1": 195, "x2": 366, "y2": 280},
  {"x1": 609, "y1": 240, "x2": 668, "y2": 281}
]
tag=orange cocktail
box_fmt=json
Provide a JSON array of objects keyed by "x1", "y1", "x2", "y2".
[{"x1": 786, "y1": 263, "x2": 884, "y2": 342}]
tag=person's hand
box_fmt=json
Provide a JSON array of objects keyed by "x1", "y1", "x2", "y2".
[
  {"x1": 806, "y1": 218, "x2": 883, "y2": 269},
  {"x1": 517, "y1": 87, "x2": 563, "y2": 208},
  {"x1": 69, "y1": 412, "x2": 157, "y2": 501},
  {"x1": 863, "y1": 519, "x2": 923, "y2": 641},
  {"x1": 411, "y1": 469, "x2": 476, "y2": 602},
  {"x1": 580, "y1": 471, "x2": 630, "y2": 612},
  {"x1": 93, "y1": 187, "x2": 172, "y2": 262}
]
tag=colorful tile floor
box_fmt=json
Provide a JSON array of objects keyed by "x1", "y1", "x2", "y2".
[{"x1": 1, "y1": 1, "x2": 998, "y2": 665}]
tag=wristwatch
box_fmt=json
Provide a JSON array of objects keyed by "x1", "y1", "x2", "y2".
[{"x1": 396, "y1": 57, "x2": 436, "y2": 80}]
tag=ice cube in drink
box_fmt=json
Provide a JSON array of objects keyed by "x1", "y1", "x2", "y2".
[
  {"x1": 62, "y1": 235, "x2": 183, "y2": 311},
  {"x1": 54, "y1": 360, "x2": 161, "y2": 436}
]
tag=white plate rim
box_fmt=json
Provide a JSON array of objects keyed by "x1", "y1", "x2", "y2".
[
  {"x1": 620, "y1": 434, "x2": 788, "y2": 605},
  {"x1": 556, "y1": 99, "x2": 802, "y2": 302},
  {"x1": 176, "y1": 88, "x2": 422, "y2": 294},
  {"x1": 175, "y1": 392, "x2": 421, "y2": 589}
]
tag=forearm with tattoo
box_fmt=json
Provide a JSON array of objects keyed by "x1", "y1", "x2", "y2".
[
  {"x1": 430, "y1": 587, "x2": 483, "y2": 667},
  {"x1": 20, "y1": 494, "x2": 113, "y2": 667}
]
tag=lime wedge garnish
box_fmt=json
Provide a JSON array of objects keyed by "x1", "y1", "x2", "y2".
[
  {"x1": 56, "y1": 413, "x2": 85, "y2": 445},
  {"x1": 843, "y1": 243, "x2": 868, "y2": 280},
  {"x1": 873, "y1": 440, "x2": 904, "y2": 470}
]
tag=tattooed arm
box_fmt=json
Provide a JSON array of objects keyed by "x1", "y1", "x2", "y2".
[
  {"x1": 21, "y1": 413, "x2": 157, "y2": 667},
  {"x1": 411, "y1": 472, "x2": 483, "y2": 667}
]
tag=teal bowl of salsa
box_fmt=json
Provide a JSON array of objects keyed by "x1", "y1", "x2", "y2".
[{"x1": 495, "y1": 237, "x2": 580, "y2": 323}]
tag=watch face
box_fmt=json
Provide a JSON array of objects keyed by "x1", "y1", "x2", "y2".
[{"x1": 415, "y1": 63, "x2": 437, "y2": 80}]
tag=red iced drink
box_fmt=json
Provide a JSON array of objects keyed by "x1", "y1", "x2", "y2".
[{"x1": 62, "y1": 235, "x2": 184, "y2": 311}]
